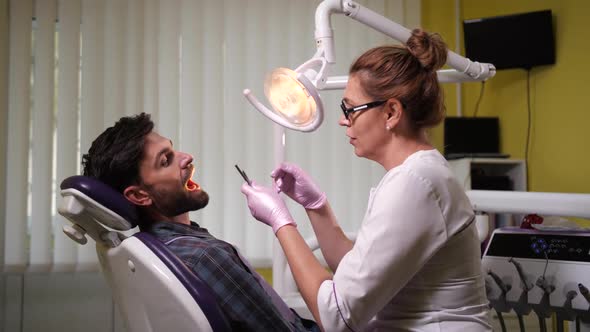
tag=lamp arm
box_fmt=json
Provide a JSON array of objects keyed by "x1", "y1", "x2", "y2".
[
  {"x1": 322, "y1": 68, "x2": 496, "y2": 89},
  {"x1": 437, "y1": 69, "x2": 494, "y2": 83},
  {"x1": 314, "y1": 0, "x2": 496, "y2": 83},
  {"x1": 322, "y1": 76, "x2": 348, "y2": 90},
  {"x1": 314, "y1": 0, "x2": 341, "y2": 64}
]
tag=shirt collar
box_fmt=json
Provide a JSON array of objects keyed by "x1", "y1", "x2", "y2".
[{"x1": 143, "y1": 220, "x2": 213, "y2": 240}]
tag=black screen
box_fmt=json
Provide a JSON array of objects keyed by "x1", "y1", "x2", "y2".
[
  {"x1": 444, "y1": 117, "x2": 500, "y2": 156},
  {"x1": 463, "y1": 10, "x2": 555, "y2": 70},
  {"x1": 486, "y1": 233, "x2": 590, "y2": 263}
]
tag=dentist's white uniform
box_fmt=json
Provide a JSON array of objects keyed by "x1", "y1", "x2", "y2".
[{"x1": 317, "y1": 150, "x2": 492, "y2": 331}]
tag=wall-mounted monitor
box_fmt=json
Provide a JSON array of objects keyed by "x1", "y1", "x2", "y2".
[{"x1": 463, "y1": 10, "x2": 555, "y2": 70}]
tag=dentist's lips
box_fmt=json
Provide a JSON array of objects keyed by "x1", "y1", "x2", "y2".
[{"x1": 184, "y1": 167, "x2": 200, "y2": 192}]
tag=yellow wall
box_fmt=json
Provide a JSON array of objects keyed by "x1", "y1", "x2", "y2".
[
  {"x1": 423, "y1": 0, "x2": 590, "y2": 195},
  {"x1": 257, "y1": 268, "x2": 273, "y2": 284}
]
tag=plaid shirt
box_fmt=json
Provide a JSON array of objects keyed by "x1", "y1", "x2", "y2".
[{"x1": 144, "y1": 221, "x2": 318, "y2": 332}]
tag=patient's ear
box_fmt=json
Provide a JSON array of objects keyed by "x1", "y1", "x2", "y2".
[{"x1": 123, "y1": 185, "x2": 152, "y2": 206}]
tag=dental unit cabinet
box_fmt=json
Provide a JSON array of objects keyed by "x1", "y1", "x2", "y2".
[
  {"x1": 484, "y1": 228, "x2": 590, "y2": 331},
  {"x1": 472, "y1": 190, "x2": 590, "y2": 332}
]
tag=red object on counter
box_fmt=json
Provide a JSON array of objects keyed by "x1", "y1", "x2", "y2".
[{"x1": 520, "y1": 214, "x2": 544, "y2": 229}]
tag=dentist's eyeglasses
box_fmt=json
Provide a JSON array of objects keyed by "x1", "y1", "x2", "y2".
[{"x1": 340, "y1": 99, "x2": 386, "y2": 120}]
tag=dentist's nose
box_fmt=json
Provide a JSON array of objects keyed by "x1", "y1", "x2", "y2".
[{"x1": 338, "y1": 114, "x2": 350, "y2": 127}]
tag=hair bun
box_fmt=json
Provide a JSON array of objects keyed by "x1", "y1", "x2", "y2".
[{"x1": 406, "y1": 28, "x2": 448, "y2": 72}]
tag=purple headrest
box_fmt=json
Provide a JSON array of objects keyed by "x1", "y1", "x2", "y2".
[{"x1": 60, "y1": 176, "x2": 139, "y2": 227}]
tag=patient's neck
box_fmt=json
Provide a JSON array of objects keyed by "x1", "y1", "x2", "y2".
[
  {"x1": 170, "y1": 213, "x2": 190, "y2": 225},
  {"x1": 149, "y1": 210, "x2": 191, "y2": 225}
]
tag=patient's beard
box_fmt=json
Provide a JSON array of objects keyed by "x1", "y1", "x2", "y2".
[{"x1": 149, "y1": 187, "x2": 209, "y2": 218}]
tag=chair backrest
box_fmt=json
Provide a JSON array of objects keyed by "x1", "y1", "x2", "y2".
[{"x1": 58, "y1": 176, "x2": 230, "y2": 332}]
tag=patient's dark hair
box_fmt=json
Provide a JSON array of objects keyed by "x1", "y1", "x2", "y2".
[{"x1": 82, "y1": 113, "x2": 154, "y2": 193}]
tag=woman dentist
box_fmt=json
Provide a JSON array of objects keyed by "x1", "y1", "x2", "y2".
[{"x1": 241, "y1": 29, "x2": 492, "y2": 332}]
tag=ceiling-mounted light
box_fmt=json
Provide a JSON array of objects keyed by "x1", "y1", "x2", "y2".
[{"x1": 244, "y1": 0, "x2": 496, "y2": 132}]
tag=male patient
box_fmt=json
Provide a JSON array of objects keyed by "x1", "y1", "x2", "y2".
[{"x1": 82, "y1": 113, "x2": 317, "y2": 331}]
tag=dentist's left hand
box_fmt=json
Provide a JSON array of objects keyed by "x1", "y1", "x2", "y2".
[{"x1": 241, "y1": 181, "x2": 297, "y2": 234}]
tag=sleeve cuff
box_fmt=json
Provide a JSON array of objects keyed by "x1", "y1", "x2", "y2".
[{"x1": 317, "y1": 279, "x2": 356, "y2": 332}]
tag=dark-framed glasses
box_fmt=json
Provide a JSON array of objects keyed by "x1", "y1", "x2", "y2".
[{"x1": 340, "y1": 99, "x2": 386, "y2": 120}]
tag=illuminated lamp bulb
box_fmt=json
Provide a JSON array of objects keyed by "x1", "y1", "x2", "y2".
[{"x1": 264, "y1": 67, "x2": 317, "y2": 125}]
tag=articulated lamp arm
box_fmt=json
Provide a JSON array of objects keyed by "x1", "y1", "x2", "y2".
[{"x1": 314, "y1": 0, "x2": 496, "y2": 88}]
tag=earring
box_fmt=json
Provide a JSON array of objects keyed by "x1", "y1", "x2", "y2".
[{"x1": 386, "y1": 125, "x2": 391, "y2": 131}]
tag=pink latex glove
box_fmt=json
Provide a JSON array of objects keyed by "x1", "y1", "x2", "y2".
[
  {"x1": 240, "y1": 181, "x2": 297, "y2": 234},
  {"x1": 271, "y1": 162, "x2": 327, "y2": 210}
]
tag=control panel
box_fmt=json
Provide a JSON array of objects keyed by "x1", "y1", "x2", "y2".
[{"x1": 483, "y1": 227, "x2": 590, "y2": 331}]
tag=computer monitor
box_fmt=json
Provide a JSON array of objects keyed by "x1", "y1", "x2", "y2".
[{"x1": 444, "y1": 117, "x2": 509, "y2": 159}]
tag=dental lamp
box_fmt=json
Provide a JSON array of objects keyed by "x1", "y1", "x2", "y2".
[{"x1": 243, "y1": 0, "x2": 497, "y2": 132}]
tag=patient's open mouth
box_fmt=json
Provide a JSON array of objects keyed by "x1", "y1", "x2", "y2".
[{"x1": 184, "y1": 166, "x2": 200, "y2": 192}]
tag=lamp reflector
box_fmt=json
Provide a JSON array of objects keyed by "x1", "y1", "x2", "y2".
[{"x1": 264, "y1": 67, "x2": 317, "y2": 125}]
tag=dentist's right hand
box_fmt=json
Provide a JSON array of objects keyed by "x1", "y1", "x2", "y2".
[
  {"x1": 241, "y1": 181, "x2": 297, "y2": 234},
  {"x1": 271, "y1": 163, "x2": 326, "y2": 210}
]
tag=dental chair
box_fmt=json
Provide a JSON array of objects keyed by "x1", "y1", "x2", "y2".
[{"x1": 58, "y1": 176, "x2": 230, "y2": 332}]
